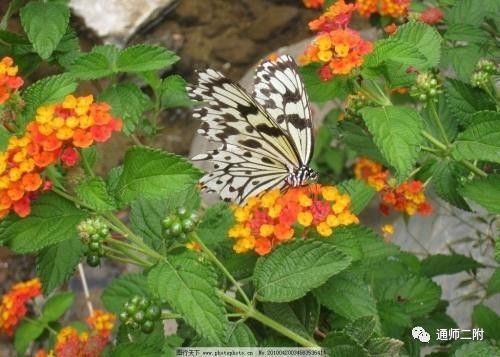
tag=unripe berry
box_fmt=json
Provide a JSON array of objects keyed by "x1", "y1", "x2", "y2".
[
  {"x1": 133, "y1": 311, "x2": 146, "y2": 323},
  {"x1": 86, "y1": 254, "x2": 100, "y2": 267},
  {"x1": 141, "y1": 320, "x2": 155, "y2": 333},
  {"x1": 145, "y1": 305, "x2": 161, "y2": 320}
]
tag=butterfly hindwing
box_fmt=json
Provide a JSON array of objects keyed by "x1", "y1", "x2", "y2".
[{"x1": 253, "y1": 55, "x2": 314, "y2": 165}]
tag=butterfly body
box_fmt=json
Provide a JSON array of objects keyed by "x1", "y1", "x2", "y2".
[{"x1": 189, "y1": 55, "x2": 316, "y2": 203}]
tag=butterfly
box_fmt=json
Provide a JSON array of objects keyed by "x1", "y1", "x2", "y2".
[{"x1": 189, "y1": 54, "x2": 317, "y2": 204}]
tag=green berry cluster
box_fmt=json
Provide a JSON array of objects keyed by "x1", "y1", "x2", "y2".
[
  {"x1": 77, "y1": 218, "x2": 110, "y2": 267},
  {"x1": 410, "y1": 71, "x2": 442, "y2": 103},
  {"x1": 471, "y1": 59, "x2": 498, "y2": 88},
  {"x1": 344, "y1": 92, "x2": 372, "y2": 120},
  {"x1": 119, "y1": 296, "x2": 161, "y2": 334},
  {"x1": 162, "y1": 207, "x2": 200, "y2": 241}
]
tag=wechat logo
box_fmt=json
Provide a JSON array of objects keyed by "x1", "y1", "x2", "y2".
[{"x1": 412, "y1": 326, "x2": 430, "y2": 343}]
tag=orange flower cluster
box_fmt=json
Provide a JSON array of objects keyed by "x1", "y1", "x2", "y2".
[
  {"x1": 228, "y1": 184, "x2": 359, "y2": 256},
  {"x1": 0, "y1": 57, "x2": 23, "y2": 105},
  {"x1": 354, "y1": 157, "x2": 432, "y2": 216},
  {"x1": 301, "y1": 1, "x2": 373, "y2": 80},
  {"x1": 0, "y1": 278, "x2": 41, "y2": 336},
  {"x1": 303, "y1": 0, "x2": 324, "y2": 9},
  {"x1": 419, "y1": 7, "x2": 443, "y2": 25},
  {"x1": 0, "y1": 94, "x2": 122, "y2": 219},
  {"x1": 356, "y1": 0, "x2": 410, "y2": 18},
  {"x1": 86, "y1": 309, "x2": 116, "y2": 338}
]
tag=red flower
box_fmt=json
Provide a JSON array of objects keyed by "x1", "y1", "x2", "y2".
[
  {"x1": 419, "y1": 7, "x2": 443, "y2": 25},
  {"x1": 60, "y1": 147, "x2": 80, "y2": 167}
]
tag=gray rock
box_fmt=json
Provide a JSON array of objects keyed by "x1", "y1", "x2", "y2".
[{"x1": 246, "y1": 5, "x2": 299, "y2": 42}]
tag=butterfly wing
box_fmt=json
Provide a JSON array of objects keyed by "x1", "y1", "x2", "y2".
[
  {"x1": 253, "y1": 55, "x2": 314, "y2": 165},
  {"x1": 189, "y1": 68, "x2": 300, "y2": 203}
]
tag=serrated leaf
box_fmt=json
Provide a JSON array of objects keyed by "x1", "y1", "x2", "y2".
[
  {"x1": 161, "y1": 75, "x2": 193, "y2": 109},
  {"x1": 339, "y1": 121, "x2": 387, "y2": 164},
  {"x1": 322, "y1": 332, "x2": 369, "y2": 357},
  {"x1": 441, "y1": 45, "x2": 484, "y2": 83},
  {"x1": 452, "y1": 112, "x2": 500, "y2": 164},
  {"x1": 391, "y1": 22, "x2": 441, "y2": 68},
  {"x1": 115, "y1": 146, "x2": 202, "y2": 205},
  {"x1": 36, "y1": 237, "x2": 85, "y2": 294},
  {"x1": 377, "y1": 301, "x2": 411, "y2": 337},
  {"x1": 76, "y1": 177, "x2": 116, "y2": 212},
  {"x1": 338, "y1": 179, "x2": 375, "y2": 214},
  {"x1": 360, "y1": 106, "x2": 423, "y2": 180},
  {"x1": 254, "y1": 240, "x2": 351, "y2": 302},
  {"x1": 225, "y1": 323, "x2": 258, "y2": 347},
  {"x1": 299, "y1": 64, "x2": 349, "y2": 102},
  {"x1": 111, "y1": 342, "x2": 160, "y2": 357},
  {"x1": 129, "y1": 193, "x2": 200, "y2": 250},
  {"x1": 375, "y1": 276, "x2": 441, "y2": 318},
  {"x1": 445, "y1": 79, "x2": 495, "y2": 125},
  {"x1": 446, "y1": 0, "x2": 487, "y2": 26},
  {"x1": 41, "y1": 292, "x2": 74, "y2": 322},
  {"x1": 102, "y1": 273, "x2": 149, "y2": 314},
  {"x1": 431, "y1": 159, "x2": 470, "y2": 210},
  {"x1": 197, "y1": 203, "x2": 234, "y2": 248},
  {"x1": 0, "y1": 126, "x2": 10, "y2": 151},
  {"x1": 343, "y1": 316, "x2": 376, "y2": 345},
  {"x1": 14, "y1": 319, "x2": 45, "y2": 356},
  {"x1": 20, "y1": 1, "x2": 69, "y2": 59},
  {"x1": 363, "y1": 39, "x2": 426, "y2": 69},
  {"x1": 421, "y1": 254, "x2": 483, "y2": 277},
  {"x1": 472, "y1": 304, "x2": 500, "y2": 340},
  {"x1": 0, "y1": 193, "x2": 87, "y2": 253},
  {"x1": 116, "y1": 45, "x2": 179, "y2": 73},
  {"x1": 262, "y1": 303, "x2": 312, "y2": 339},
  {"x1": 69, "y1": 52, "x2": 113, "y2": 80},
  {"x1": 487, "y1": 268, "x2": 500, "y2": 296},
  {"x1": 314, "y1": 271, "x2": 377, "y2": 320},
  {"x1": 445, "y1": 24, "x2": 489, "y2": 44},
  {"x1": 366, "y1": 337, "x2": 404, "y2": 357},
  {"x1": 148, "y1": 253, "x2": 229, "y2": 344},
  {"x1": 454, "y1": 341, "x2": 500, "y2": 357},
  {"x1": 99, "y1": 82, "x2": 152, "y2": 134},
  {"x1": 21, "y1": 73, "x2": 77, "y2": 125},
  {"x1": 460, "y1": 175, "x2": 500, "y2": 213}
]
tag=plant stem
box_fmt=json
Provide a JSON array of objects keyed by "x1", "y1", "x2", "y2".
[
  {"x1": 460, "y1": 160, "x2": 488, "y2": 177},
  {"x1": 190, "y1": 232, "x2": 251, "y2": 305},
  {"x1": 161, "y1": 312, "x2": 183, "y2": 320},
  {"x1": 105, "y1": 253, "x2": 150, "y2": 268},
  {"x1": 422, "y1": 130, "x2": 448, "y2": 151},
  {"x1": 428, "y1": 100, "x2": 450, "y2": 146},
  {"x1": 79, "y1": 149, "x2": 95, "y2": 178},
  {"x1": 420, "y1": 145, "x2": 441, "y2": 153},
  {"x1": 105, "y1": 236, "x2": 154, "y2": 258},
  {"x1": 103, "y1": 244, "x2": 152, "y2": 267},
  {"x1": 217, "y1": 292, "x2": 318, "y2": 347},
  {"x1": 23, "y1": 316, "x2": 58, "y2": 335}
]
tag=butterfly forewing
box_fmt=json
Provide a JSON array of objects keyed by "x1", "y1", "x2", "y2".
[{"x1": 253, "y1": 55, "x2": 314, "y2": 165}]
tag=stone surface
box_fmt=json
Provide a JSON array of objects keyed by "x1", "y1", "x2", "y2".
[
  {"x1": 246, "y1": 5, "x2": 299, "y2": 41},
  {"x1": 212, "y1": 35, "x2": 258, "y2": 64}
]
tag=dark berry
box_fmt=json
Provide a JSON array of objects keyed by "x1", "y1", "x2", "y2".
[
  {"x1": 141, "y1": 320, "x2": 155, "y2": 333},
  {"x1": 86, "y1": 254, "x2": 100, "y2": 267}
]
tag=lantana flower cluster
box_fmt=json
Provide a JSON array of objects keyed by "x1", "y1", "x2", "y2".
[
  {"x1": 300, "y1": 0, "x2": 373, "y2": 80},
  {"x1": 1, "y1": 93, "x2": 122, "y2": 219},
  {"x1": 36, "y1": 310, "x2": 115, "y2": 357},
  {"x1": 0, "y1": 57, "x2": 23, "y2": 105},
  {"x1": 355, "y1": 157, "x2": 432, "y2": 216},
  {"x1": 0, "y1": 278, "x2": 42, "y2": 336},
  {"x1": 302, "y1": 0, "x2": 324, "y2": 9},
  {"x1": 356, "y1": 0, "x2": 410, "y2": 18},
  {"x1": 228, "y1": 184, "x2": 359, "y2": 256}
]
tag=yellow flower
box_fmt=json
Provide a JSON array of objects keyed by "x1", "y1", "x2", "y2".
[
  {"x1": 332, "y1": 194, "x2": 351, "y2": 214},
  {"x1": 318, "y1": 50, "x2": 333, "y2": 62},
  {"x1": 268, "y1": 204, "x2": 282, "y2": 218},
  {"x1": 326, "y1": 214, "x2": 339, "y2": 227},
  {"x1": 317, "y1": 222, "x2": 332, "y2": 237},
  {"x1": 56, "y1": 127, "x2": 74, "y2": 141},
  {"x1": 261, "y1": 189, "x2": 280, "y2": 208},
  {"x1": 234, "y1": 207, "x2": 249, "y2": 223},
  {"x1": 321, "y1": 186, "x2": 339, "y2": 201},
  {"x1": 260, "y1": 224, "x2": 274, "y2": 237},
  {"x1": 382, "y1": 224, "x2": 394, "y2": 236},
  {"x1": 298, "y1": 193, "x2": 312, "y2": 207},
  {"x1": 316, "y1": 34, "x2": 332, "y2": 50},
  {"x1": 297, "y1": 211, "x2": 313, "y2": 227}
]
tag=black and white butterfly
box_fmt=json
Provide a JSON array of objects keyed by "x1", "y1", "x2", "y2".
[{"x1": 189, "y1": 55, "x2": 317, "y2": 203}]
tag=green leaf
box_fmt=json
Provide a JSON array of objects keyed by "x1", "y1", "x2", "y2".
[
  {"x1": 338, "y1": 179, "x2": 375, "y2": 214},
  {"x1": 339, "y1": 121, "x2": 387, "y2": 164},
  {"x1": 472, "y1": 304, "x2": 500, "y2": 341},
  {"x1": 254, "y1": 240, "x2": 351, "y2": 302},
  {"x1": 116, "y1": 45, "x2": 179, "y2": 73},
  {"x1": 445, "y1": 24, "x2": 489, "y2": 44},
  {"x1": 314, "y1": 271, "x2": 377, "y2": 320},
  {"x1": 322, "y1": 332, "x2": 369, "y2": 357},
  {"x1": 14, "y1": 319, "x2": 45, "y2": 356},
  {"x1": 391, "y1": 22, "x2": 441, "y2": 68},
  {"x1": 366, "y1": 337, "x2": 404, "y2": 356},
  {"x1": 129, "y1": 192, "x2": 200, "y2": 249},
  {"x1": 36, "y1": 237, "x2": 85, "y2": 294},
  {"x1": 148, "y1": 253, "x2": 229, "y2": 344},
  {"x1": 225, "y1": 323, "x2": 258, "y2": 347},
  {"x1": 363, "y1": 39, "x2": 426, "y2": 69},
  {"x1": 445, "y1": 79, "x2": 495, "y2": 125},
  {"x1": 360, "y1": 106, "x2": 423, "y2": 179},
  {"x1": 343, "y1": 316, "x2": 376, "y2": 345},
  {"x1": 431, "y1": 159, "x2": 470, "y2": 210},
  {"x1": 452, "y1": 112, "x2": 500, "y2": 164},
  {"x1": 0, "y1": 126, "x2": 9, "y2": 152},
  {"x1": 377, "y1": 301, "x2": 411, "y2": 337},
  {"x1": 460, "y1": 175, "x2": 500, "y2": 214},
  {"x1": 111, "y1": 343, "x2": 160, "y2": 357},
  {"x1": 441, "y1": 45, "x2": 484, "y2": 83},
  {"x1": 41, "y1": 292, "x2": 75, "y2": 322},
  {"x1": 375, "y1": 276, "x2": 441, "y2": 318},
  {"x1": 115, "y1": 146, "x2": 202, "y2": 205},
  {"x1": 161, "y1": 75, "x2": 193, "y2": 109},
  {"x1": 69, "y1": 52, "x2": 113, "y2": 80},
  {"x1": 487, "y1": 268, "x2": 500, "y2": 296},
  {"x1": 197, "y1": 203, "x2": 234, "y2": 248},
  {"x1": 0, "y1": 193, "x2": 87, "y2": 253},
  {"x1": 20, "y1": 1, "x2": 69, "y2": 59},
  {"x1": 76, "y1": 177, "x2": 117, "y2": 212},
  {"x1": 446, "y1": 0, "x2": 487, "y2": 26},
  {"x1": 21, "y1": 73, "x2": 77, "y2": 125},
  {"x1": 421, "y1": 254, "x2": 483, "y2": 277},
  {"x1": 262, "y1": 303, "x2": 311, "y2": 339},
  {"x1": 454, "y1": 341, "x2": 500, "y2": 357},
  {"x1": 99, "y1": 82, "x2": 152, "y2": 134},
  {"x1": 102, "y1": 273, "x2": 149, "y2": 314},
  {"x1": 299, "y1": 64, "x2": 349, "y2": 102}
]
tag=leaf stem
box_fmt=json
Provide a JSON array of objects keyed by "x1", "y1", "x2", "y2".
[
  {"x1": 103, "y1": 243, "x2": 152, "y2": 268},
  {"x1": 459, "y1": 160, "x2": 488, "y2": 177},
  {"x1": 428, "y1": 100, "x2": 450, "y2": 146},
  {"x1": 23, "y1": 316, "x2": 58, "y2": 335},
  {"x1": 79, "y1": 149, "x2": 95, "y2": 178},
  {"x1": 421, "y1": 130, "x2": 448, "y2": 151},
  {"x1": 190, "y1": 232, "x2": 251, "y2": 305},
  {"x1": 161, "y1": 311, "x2": 183, "y2": 320},
  {"x1": 217, "y1": 291, "x2": 319, "y2": 347}
]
